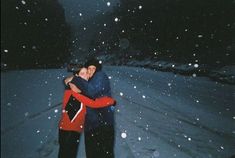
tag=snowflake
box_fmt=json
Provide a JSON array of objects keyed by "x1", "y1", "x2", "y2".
[
  {"x1": 134, "y1": 86, "x2": 137, "y2": 89},
  {"x1": 107, "y1": 2, "x2": 111, "y2": 6},
  {"x1": 114, "y1": 17, "x2": 119, "y2": 22},
  {"x1": 138, "y1": 5, "x2": 142, "y2": 9},
  {"x1": 198, "y1": 35, "x2": 203, "y2": 38},
  {"x1": 36, "y1": 130, "x2": 40, "y2": 133},
  {"x1": 24, "y1": 112, "x2": 29, "y2": 117},
  {"x1": 54, "y1": 109, "x2": 58, "y2": 113},
  {"x1": 192, "y1": 73, "x2": 197, "y2": 77},
  {"x1": 104, "y1": 23, "x2": 107, "y2": 27},
  {"x1": 108, "y1": 76, "x2": 112, "y2": 79},
  {"x1": 138, "y1": 137, "x2": 141, "y2": 141},
  {"x1": 120, "y1": 92, "x2": 123, "y2": 96},
  {"x1": 21, "y1": 0, "x2": 26, "y2": 5},
  {"x1": 121, "y1": 132, "x2": 127, "y2": 138},
  {"x1": 79, "y1": 13, "x2": 82, "y2": 16},
  {"x1": 45, "y1": 18, "x2": 48, "y2": 21},
  {"x1": 153, "y1": 150, "x2": 160, "y2": 157},
  {"x1": 194, "y1": 64, "x2": 199, "y2": 68},
  {"x1": 4, "y1": 49, "x2": 8, "y2": 53}
]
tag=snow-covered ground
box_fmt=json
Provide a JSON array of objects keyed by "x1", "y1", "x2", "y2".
[
  {"x1": 97, "y1": 55, "x2": 235, "y2": 85},
  {"x1": 1, "y1": 66, "x2": 235, "y2": 158}
]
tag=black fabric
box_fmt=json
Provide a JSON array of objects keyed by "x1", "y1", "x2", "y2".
[
  {"x1": 65, "y1": 95, "x2": 82, "y2": 121},
  {"x1": 58, "y1": 130, "x2": 81, "y2": 158},
  {"x1": 85, "y1": 125, "x2": 115, "y2": 158},
  {"x1": 84, "y1": 58, "x2": 102, "y2": 71}
]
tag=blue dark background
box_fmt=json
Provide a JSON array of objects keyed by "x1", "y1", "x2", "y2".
[{"x1": 1, "y1": 0, "x2": 235, "y2": 69}]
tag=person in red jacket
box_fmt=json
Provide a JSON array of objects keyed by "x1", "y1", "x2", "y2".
[{"x1": 58, "y1": 66, "x2": 115, "y2": 158}]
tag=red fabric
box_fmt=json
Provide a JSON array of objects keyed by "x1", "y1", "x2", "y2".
[{"x1": 59, "y1": 90, "x2": 115, "y2": 132}]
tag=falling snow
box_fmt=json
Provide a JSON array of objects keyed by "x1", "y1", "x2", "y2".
[
  {"x1": 21, "y1": 0, "x2": 26, "y2": 5},
  {"x1": 114, "y1": 17, "x2": 119, "y2": 22},
  {"x1": 121, "y1": 132, "x2": 127, "y2": 138},
  {"x1": 194, "y1": 64, "x2": 199, "y2": 68}
]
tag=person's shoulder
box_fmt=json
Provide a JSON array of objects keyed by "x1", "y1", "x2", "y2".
[
  {"x1": 95, "y1": 70, "x2": 107, "y2": 77},
  {"x1": 72, "y1": 75, "x2": 87, "y2": 82},
  {"x1": 93, "y1": 71, "x2": 109, "y2": 81}
]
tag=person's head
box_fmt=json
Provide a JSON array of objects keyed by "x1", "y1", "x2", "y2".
[
  {"x1": 74, "y1": 65, "x2": 89, "y2": 81},
  {"x1": 84, "y1": 58, "x2": 102, "y2": 78}
]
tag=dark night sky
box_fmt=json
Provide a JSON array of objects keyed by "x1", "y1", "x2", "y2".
[
  {"x1": 1, "y1": 0, "x2": 235, "y2": 69},
  {"x1": 58, "y1": 0, "x2": 120, "y2": 62}
]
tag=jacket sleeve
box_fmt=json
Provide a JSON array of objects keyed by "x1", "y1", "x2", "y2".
[
  {"x1": 71, "y1": 91, "x2": 115, "y2": 108},
  {"x1": 71, "y1": 72, "x2": 111, "y2": 99},
  {"x1": 70, "y1": 76, "x2": 89, "y2": 95},
  {"x1": 86, "y1": 72, "x2": 111, "y2": 98}
]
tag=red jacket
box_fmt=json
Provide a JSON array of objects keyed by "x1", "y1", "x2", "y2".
[{"x1": 59, "y1": 90, "x2": 115, "y2": 132}]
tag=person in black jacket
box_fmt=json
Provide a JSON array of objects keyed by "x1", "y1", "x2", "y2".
[{"x1": 65, "y1": 58, "x2": 115, "y2": 158}]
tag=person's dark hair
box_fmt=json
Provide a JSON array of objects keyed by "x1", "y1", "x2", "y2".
[
  {"x1": 67, "y1": 63, "x2": 84, "y2": 75},
  {"x1": 84, "y1": 58, "x2": 102, "y2": 72}
]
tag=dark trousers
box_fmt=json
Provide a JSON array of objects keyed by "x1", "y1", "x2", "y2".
[
  {"x1": 85, "y1": 125, "x2": 115, "y2": 158},
  {"x1": 58, "y1": 129, "x2": 81, "y2": 158}
]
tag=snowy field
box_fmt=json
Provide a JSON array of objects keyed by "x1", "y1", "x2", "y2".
[{"x1": 1, "y1": 66, "x2": 235, "y2": 158}]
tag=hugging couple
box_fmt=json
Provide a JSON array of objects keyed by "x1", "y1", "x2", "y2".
[{"x1": 58, "y1": 58, "x2": 116, "y2": 158}]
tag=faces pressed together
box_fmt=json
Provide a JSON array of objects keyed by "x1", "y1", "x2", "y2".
[
  {"x1": 87, "y1": 65, "x2": 96, "y2": 78},
  {"x1": 78, "y1": 68, "x2": 89, "y2": 81},
  {"x1": 78, "y1": 65, "x2": 96, "y2": 81}
]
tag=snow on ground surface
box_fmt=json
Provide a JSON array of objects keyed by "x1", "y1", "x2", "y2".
[{"x1": 1, "y1": 66, "x2": 235, "y2": 158}]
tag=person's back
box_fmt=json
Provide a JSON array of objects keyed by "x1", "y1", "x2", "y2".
[{"x1": 84, "y1": 70, "x2": 115, "y2": 131}]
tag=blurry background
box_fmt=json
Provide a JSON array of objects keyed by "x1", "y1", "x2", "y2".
[{"x1": 1, "y1": 0, "x2": 235, "y2": 70}]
